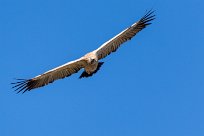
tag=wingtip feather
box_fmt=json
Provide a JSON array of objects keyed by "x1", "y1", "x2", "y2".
[{"x1": 12, "y1": 79, "x2": 33, "y2": 94}]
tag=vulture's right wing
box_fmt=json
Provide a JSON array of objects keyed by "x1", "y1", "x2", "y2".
[{"x1": 12, "y1": 58, "x2": 87, "y2": 93}]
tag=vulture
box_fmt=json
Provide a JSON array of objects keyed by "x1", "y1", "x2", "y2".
[{"x1": 12, "y1": 10, "x2": 155, "y2": 93}]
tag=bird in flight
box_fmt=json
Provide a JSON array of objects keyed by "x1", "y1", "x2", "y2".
[{"x1": 12, "y1": 10, "x2": 155, "y2": 93}]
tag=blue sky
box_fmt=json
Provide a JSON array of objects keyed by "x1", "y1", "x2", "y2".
[{"x1": 1, "y1": 0, "x2": 204, "y2": 136}]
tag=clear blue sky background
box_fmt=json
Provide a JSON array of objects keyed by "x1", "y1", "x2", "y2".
[{"x1": 1, "y1": 0, "x2": 204, "y2": 136}]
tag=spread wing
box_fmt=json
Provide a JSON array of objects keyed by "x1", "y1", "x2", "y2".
[
  {"x1": 95, "y1": 10, "x2": 155, "y2": 60},
  {"x1": 12, "y1": 58, "x2": 87, "y2": 93}
]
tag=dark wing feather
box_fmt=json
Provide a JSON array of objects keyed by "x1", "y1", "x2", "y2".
[{"x1": 95, "y1": 10, "x2": 155, "y2": 60}]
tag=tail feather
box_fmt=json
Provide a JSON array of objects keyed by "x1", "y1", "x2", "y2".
[{"x1": 79, "y1": 62, "x2": 104, "y2": 78}]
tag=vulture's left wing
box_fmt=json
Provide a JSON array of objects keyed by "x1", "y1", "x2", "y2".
[
  {"x1": 12, "y1": 58, "x2": 87, "y2": 93},
  {"x1": 95, "y1": 10, "x2": 155, "y2": 60}
]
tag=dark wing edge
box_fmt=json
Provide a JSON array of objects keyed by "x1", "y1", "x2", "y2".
[
  {"x1": 11, "y1": 59, "x2": 87, "y2": 94},
  {"x1": 95, "y1": 9, "x2": 155, "y2": 60},
  {"x1": 135, "y1": 9, "x2": 156, "y2": 31},
  {"x1": 11, "y1": 78, "x2": 37, "y2": 94}
]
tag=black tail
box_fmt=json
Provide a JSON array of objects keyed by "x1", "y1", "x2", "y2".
[{"x1": 79, "y1": 62, "x2": 104, "y2": 79}]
